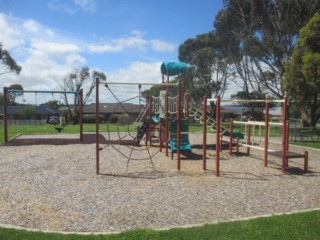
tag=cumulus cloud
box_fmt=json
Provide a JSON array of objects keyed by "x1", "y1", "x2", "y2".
[
  {"x1": 73, "y1": 0, "x2": 96, "y2": 12},
  {"x1": 100, "y1": 61, "x2": 163, "y2": 103},
  {"x1": 88, "y1": 31, "x2": 175, "y2": 53},
  {"x1": 48, "y1": 0, "x2": 96, "y2": 14},
  {"x1": 149, "y1": 39, "x2": 176, "y2": 52},
  {"x1": 0, "y1": 13, "x2": 175, "y2": 104}
]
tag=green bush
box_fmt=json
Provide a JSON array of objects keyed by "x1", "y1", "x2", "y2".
[
  {"x1": 108, "y1": 114, "x2": 119, "y2": 123},
  {"x1": 83, "y1": 114, "x2": 105, "y2": 123}
]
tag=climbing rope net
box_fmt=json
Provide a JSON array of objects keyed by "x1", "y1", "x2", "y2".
[{"x1": 99, "y1": 84, "x2": 161, "y2": 172}]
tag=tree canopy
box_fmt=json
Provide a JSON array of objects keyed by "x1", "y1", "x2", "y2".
[
  {"x1": 284, "y1": 13, "x2": 320, "y2": 127},
  {"x1": 0, "y1": 43, "x2": 22, "y2": 76},
  {"x1": 7, "y1": 84, "x2": 23, "y2": 105},
  {"x1": 175, "y1": 0, "x2": 320, "y2": 106},
  {"x1": 178, "y1": 32, "x2": 233, "y2": 103},
  {"x1": 213, "y1": 0, "x2": 320, "y2": 99},
  {"x1": 59, "y1": 66, "x2": 106, "y2": 123}
]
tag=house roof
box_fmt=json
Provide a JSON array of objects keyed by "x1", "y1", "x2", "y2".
[
  {"x1": 0, "y1": 105, "x2": 60, "y2": 115},
  {"x1": 263, "y1": 107, "x2": 282, "y2": 117},
  {"x1": 221, "y1": 106, "x2": 251, "y2": 114},
  {"x1": 83, "y1": 103, "x2": 143, "y2": 114}
]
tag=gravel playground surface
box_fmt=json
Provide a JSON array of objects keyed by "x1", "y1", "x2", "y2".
[{"x1": 0, "y1": 133, "x2": 319, "y2": 233}]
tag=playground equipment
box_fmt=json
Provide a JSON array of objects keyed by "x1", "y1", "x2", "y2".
[
  {"x1": 2, "y1": 88, "x2": 84, "y2": 143},
  {"x1": 94, "y1": 77, "x2": 179, "y2": 174},
  {"x1": 94, "y1": 61, "x2": 308, "y2": 176},
  {"x1": 202, "y1": 97, "x2": 309, "y2": 176},
  {"x1": 94, "y1": 61, "x2": 192, "y2": 174}
]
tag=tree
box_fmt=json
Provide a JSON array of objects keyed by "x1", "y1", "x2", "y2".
[
  {"x1": 18, "y1": 105, "x2": 36, "y2": 120},
  {"x1": 231, "y1": 90, "x2": 277, "y2": 120},
  {"x1": 284, "y1": 13, "x2": 320, "y2": 127},
  {"x1": 59, "y1": 66, "x2": 106, "y2": 123},
  {"x1": 40, "y1": 100, "x2": 60, "y2": 109},
  {"x1": 178, "y1": 32, "x2": 234, "y2": 103},
  {"x1": 0, "y1": 43, "x2": 22, "y2": 76},
  {"x1": 7, "y1": 84, "x2": 23, "y2": 105},
  {"x1": 214, "y1": 0, "x2": 320, "y2": 99},
  {"x1": 0, "y1": 92, "x2": 3, "y2": 105}
]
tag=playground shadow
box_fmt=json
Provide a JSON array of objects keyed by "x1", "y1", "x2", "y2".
[{"x1": 3, "y1": 133, "x2": 108, "y2": 146}]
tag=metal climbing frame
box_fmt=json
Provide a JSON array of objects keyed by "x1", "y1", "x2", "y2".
[{"x1": 95, "y1": 77, "x2": 178, "y2": 174}]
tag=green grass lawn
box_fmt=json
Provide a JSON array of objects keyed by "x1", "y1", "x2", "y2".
[
  {"x1": 1, "y1": 123, "x2": 319, "y2": 150},
  {"x1": 0, "y1": 210, "x2": 319, "y2": 240}
]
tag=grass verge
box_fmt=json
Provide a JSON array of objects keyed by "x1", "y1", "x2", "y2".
[{"x1": 0, "y1": 210, "x2": 319, "y2": 240}]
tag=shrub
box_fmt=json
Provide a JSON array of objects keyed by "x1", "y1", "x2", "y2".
[{"x1": 83, "y1": 114, "x2": 105, "y2": 123}]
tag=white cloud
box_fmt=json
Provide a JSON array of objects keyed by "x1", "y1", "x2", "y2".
[
  {"x1": 48, "y1": 0, "x2": 96, "y2": 14},
  {"x1": 47, "y1": 1, "x2": 76, "y2": 14},
  {"x1": 73, "y1": 0, "x2": 95, "y2": 13},
  {"x1": 88, "y1": 31, "x2": 148, "y2": 53},
  {"x1": 22, "y1": 19, "x2": 40, "y2": 33},
  {"x1": 100, "y1": 62, "x2": 163, "y2": 103},
  {"x1": 88, "y1": 31, "x2": 175, "y2": 54},
  {"x1": 150, "y1": 39, "x2": 176, "y2": 52},
  {"x1": 30, "y1": 39, "x2": 80, "y2": 54},
  {"x1": 0, "y1": 13, "x2": 174, "y2": 104}
]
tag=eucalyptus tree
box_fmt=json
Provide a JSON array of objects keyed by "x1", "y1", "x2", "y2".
[
  {"x1": 178, "y1": 32, "x2": 234, "y2": 103},
  {"x1": 214, "y1": 0, "x2": 320, "y2": 99},
  {"x1": 0, "y1": 43, "x2": 21, "y2": 76},
  {"x1": 284, "y1": 13, "x2": 320, "y2": 127}
]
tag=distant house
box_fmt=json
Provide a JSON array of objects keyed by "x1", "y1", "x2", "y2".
[
  {"x1": 264, "y1": 107, "x2": 283, "y2": 121},
  {"x1": 220, "y1": 106, "x2": 251, "y2": 120},
  {"x1": 83, "y1": 103, "x2": 143, "y2": 122},
  {"x1": 0, "y1": 105, "x2": 60, "y2": 121}
]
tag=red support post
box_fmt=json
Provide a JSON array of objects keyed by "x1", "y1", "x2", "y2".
[
  {"x1": 286, "y1": 122, "x2": 289, "y2": 152},
  {"x1": 79, "y1": 89, "x2": 83, "y2": 142},
  {"x1": 184, "y1": 90, "x2": 189, "y2": 119},
  {"x1": 95, "y1": 77, "x2": 100, "y2": 175},
  {"x1": 229, "y1": 118, "x2": 233, "y2": 155},
  {"x1": 3, "y1": 87, "x2": 8, "y2": 143},
  {"x1": 304, "y1": 151, "x2": 308, "y2": 172},
  {"x1": 246, "y1": 124, "x2": 251, "y2": 155},
  {"x1": 147, "y1": 95, "x2": 152, "y2": 146},
  {"x1": 202, "y1": 96, "x2": 207, "y2": 170},
  {"x1": 177, "y1": 80, "x2": 181, "y2": 170},
  {"x1": 264, "y1": 100, "x2": 269, "y2": 167},
  {"x1": 165, "y1": 90, "x2": 169, "y2": 157},
  {"x1": 282, "y1": 97, "x2": 288, "y2": 173},
  {"x1": 215, "y1": 96, "x2": 220, "y2": 176}
]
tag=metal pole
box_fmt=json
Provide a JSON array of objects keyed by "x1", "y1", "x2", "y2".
[
  {"x1": 177, "y1": 80, "x2": 181, "y2": 170},
  {"x1": 79, "y1": 89, "x2": 83, "y2": 142},
  {"x1": 215, "y1": 96, "x2": 220, "y2": 176},
  {"x1": 264, "y1": 100, "x2": 269, "y2": 167},
  {"x1": 247, "y1": 124, "x2": 251, "y2": 155},
  {"x1": 185, "y1": 90, "x2": 189, "y2": 119},
  {"x1": 229, "y1": 118, "x2": 233, "y2": 155},
  {"x1": 165, "y1": 90, "x2": 169, "y2": 157},
  {"x1": 3, "y1": 87, "x2": 8, "y2": 143},
  {"x1": 202, "y1": 96, "x2": 207, "y2": 170},
  {"x1": 95, "y1": 77, "x2": 100, "y2": 175},
  {"x1": 282, "y1": 97, "x2": 288, "y2": 173}
]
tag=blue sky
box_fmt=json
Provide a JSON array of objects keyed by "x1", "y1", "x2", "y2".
[{"x1": 0, "y1": 0, "x2": 225, "y2": 103}]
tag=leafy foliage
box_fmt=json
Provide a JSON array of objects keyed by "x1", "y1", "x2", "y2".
[
  {"x1": 213, "y1": 0, "x2": 320, "y2": 99},
  {"x1": 59, "y1": 66, "x2": 106, "y2": 124},
  {"x1": 178, "y1": 32, "x2": 233, "y2": 103},
  {"x1": 7, "y1": 84, "x2": 23, "y2": 105},
  {"x1": 0, "y1": 43, "x2": 22, "y2": 76},
  {"x1": 284, "y1": 13, "x2": 320, "y2": 126},
  {"x1": 18, "y1": 105, "x2": 37, "y2": 120}
]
